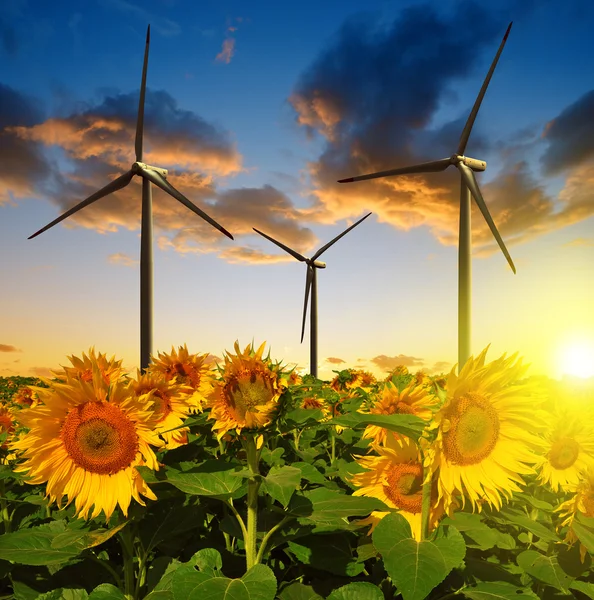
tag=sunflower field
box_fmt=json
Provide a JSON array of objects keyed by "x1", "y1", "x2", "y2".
[{"x1": 1, "y1": 343, "x2": 594, "y2": 600}]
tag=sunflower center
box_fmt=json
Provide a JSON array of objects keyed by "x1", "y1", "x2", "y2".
[
  {"x1": 224, "y1": 369, "x2": 274, "y2": 421},
  {"x1": 303, "y1": 397, "x2": 323, "y2": 410},
  {"x1": 548, "y1": 437, "x2": 580, "y2": 470},
  {"x1": 61, "y1": 401, "x2": 139, "y2": 475},
  {"x1": 442, "y1": 393, "x2": 500, "y2": 466},
  {"x1": 383, "y1": 462, "x2": 423, "y2": 513},
  {"x1": 151, "y1": 391, "x2": 172, "y2": 423}
]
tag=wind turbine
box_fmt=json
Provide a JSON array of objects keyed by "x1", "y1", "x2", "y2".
[
  {"x1": 253, "y1": 212, "x2": 372, "y2": 378},
  {"x1": 28, "y1": 25, "x2": 234, "y2": 373},
  {"x1": 338, "y1": 22, "x2": 515, "y2": 374}
]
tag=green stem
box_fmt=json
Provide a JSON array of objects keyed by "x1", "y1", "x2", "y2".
[
  {"x1": 134, "y1": 541, "x2": 148, "y2": 600},
  {"x1": 330, "y1": 429, "x2": 336, "y2": 464},
  {"x1": 255, "y1": 516, "x2": 293, "y2": 564},
  {"x1": 244, "y1": 435, "x2": 262, "y2": 570},
  {"x1": 0, "y1": 480, "x2": 11, "y2": 534},
  {"x1": 86, "y1": 552, "x2": 123, "y2": 589},
  {"x1": 119, "y1": 528, "x2": 136, "y2": 600},
  {"x1": 227, "y1": 498, "x2": 248, "y2": 542},
  {"x1": 420, "y1": 453, "x2": 432, "y2": 541}
]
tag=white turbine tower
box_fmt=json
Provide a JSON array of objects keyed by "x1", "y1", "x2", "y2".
[
  {"x1": 338, "y1": 22, "x2": 515, "y2": 374},
  {"x1": 28, "y1": 25, "x2": 234, "y2": 373},
  {"x1": 253, "y1": 212, "x2": 372, "y2": 377}
]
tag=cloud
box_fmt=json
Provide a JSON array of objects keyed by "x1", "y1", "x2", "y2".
[
  {"x1": 326, "y1": 356, "x2": 346, "y2": 365},
  {"x1": 288, "y1": 2, "x2": 594, "y2": 257},
  {"x1": 6, "y1": 87, "x2": 244, "y2": 238},
  {"x1": 564, "y1": 237, "x2": 594, "y2": 248},
  {"x1": 215, "y1": 17, "x2": 244, "y2": 64},
  {"x1": 215, "y1": 38, "x2": 236, "y2": 64},
  {"x1": 0, "y1": 84, "x2": 54, "y2": 206},
  {"x1": 370, "y1": 353, "x2": 425, "y2": 372},
  {"x1": 108, "y1": 252, "x2": 138, "y2": 267},
  {"x1": 0, "y1": 344, "x2": 21, "y2": 353},
  {"x1": 541, "y1": 90, "x2": 594, "y2": 176},
  {"x1": 431, "y1": 360, "x2": 453, "y2": 374},
  {"x1": 29, "y1": 366, "x2": 55, "y2": 378}
]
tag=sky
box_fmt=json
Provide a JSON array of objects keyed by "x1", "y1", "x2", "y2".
[{"x1": 1, "y1": 0, "x2": 594, "y2": 382}]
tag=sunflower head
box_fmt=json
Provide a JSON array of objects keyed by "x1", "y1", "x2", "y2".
[
  {"x1": 362, "y1": 379, "x2": 439, "y2": 446},
  {"x1": 11, "y1": 386, "x2": 40, "y2": 408},
  {"x1": 427, "y1": 345, "x2": 547, "y2": 513},
  {"x1": 148, "y1": 344, "x2": 215, "y2": 410},
  {"x1": 52, "y1": 347, "x2": 125, "y2": 385},
  {"x1": 0, "y1": 403, "x2": 16, "y2": 462},
  {"x1": 351, "y1": 435, "x2": 445, "y2": 541},
  {"x1": 10, "y1": 363, "x2": 162, "y2": 520},
  {"x1": 129, "y1": 370, "x2": 196, "y2": 449},
  {"x1": 206, "y1": 341, "x2": 289, "y2": 440},
  {"x1": 556, "y1": 467, "x2": 594, "y2": 562},
  {"x1": 534, "y1": 406, "x2": 594, "y2": 493},
  {"x1": 385, "y1": 365, "x2": 410, "y2": 381}
]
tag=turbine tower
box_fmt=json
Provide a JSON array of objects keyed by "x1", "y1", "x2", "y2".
[
  {"x1": 253, "y1": 212, "x2": 371, "y2": 378},
  {"x1": 28, "y1": 25, "x2": 233, "y2": 373},
  {"x1": 338, "y1": 23, "x2": 515, "y2": 374}
]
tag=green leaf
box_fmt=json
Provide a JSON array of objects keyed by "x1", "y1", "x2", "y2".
[
  {"x1": 326, "y1": 582, "x2": 384, "y2": 600},
  {"x1": 189, "y1": 548, "x2": 223, "y2": 576},
  {"x1": 262, "y1": 466, "x2": 301, "y2": 508},
  {"x1": 372, "y1": 513, "x2": 466, "y2": 600},
  {"x1": 499, "y1": 508, "x2": 558, "y2": 542},
  {"x1": 277, "y1": 582, "x2": 323, "y2": 600},
  {"x1": 88, "y1": 584, "x2": 126, "y2": 599},
  {"x1": 0, "y1": 520, "x2": 122, "y2": 566},
  {"x1": 462, "y1": 582, "x2": 539, "y2": 599},
  {"x1": 442, "y1": 513, "x2": 499, "y2": 550},
  {"x1": 139, "y1": 504, "x2": 201, "y2": 553},
  {"x1": 291, "y1": 462, "x2": 327, "y2": 485},
  {"x1": 516, "y1": 549, "x2": 574, "y2": 593},
  {"x1": 287, "y1": 533, "x2": 364, "y2": 577},
  {"x1": 572, "y1": 514, "x2": 594, "y2": 554},
  {"x1": 570, "y1": 580, "x2": 594, "y2": 599},
  {"x1": 289, "y1": 488, "x2": 389, "y2": 531},
  {"x1": 171, "y1": 562, "x2": 277, "y2": 600},
  {"x1": 36, "y1": 591, "x2": 89, "y2": 600},
  {"x1": 329, "y1": 412, "x2": 425, "y2": 440},
  {"x1": 164, "y1": 460, "x2": 248, "y2": 500}
]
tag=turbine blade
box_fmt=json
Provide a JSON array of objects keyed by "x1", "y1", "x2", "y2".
[
  {"x1": 300, "y1": 265, "x2": 313, "y2": 343},
  {"x1": 139, "y1": 167, "x2": 234, "y2": 240},
  {"x1": 457, "y1": 22, "x2": 512, "y2": 155},
  {"x1": 312, "y1": 212, "x2": 372, "y2": 261},
  {"x1": 457, "y1": 162, "x2": 516, "y2": 274},
  {"x1": 337, "y1": 158, "x2": 451, "y2": 183},
  {"x1": 252, "y1": 228, "x2": 308, "y2": 262},
  {"x1": 28, "y1": 170, "x2": 134, "y2": 239},
  {"x1": 135, "y1": 25, "x2": 150, "y2": 162}
]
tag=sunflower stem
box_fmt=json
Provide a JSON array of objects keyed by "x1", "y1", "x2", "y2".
[
  {"x1": 244, "y1": 435, "x2": 262, "y2": 571},
  {"x1": 420, "y1": 456, "x2": 432, "y2": 542},
  {"x1": 0, "y1": 480, "x2": 11, "y2": 534},
  {"x1": 255, "y1": 516, "x2": 293, "y2": 564},
  {"x1": 119, "y1": 528, "x2": 137, "y2": 600}
]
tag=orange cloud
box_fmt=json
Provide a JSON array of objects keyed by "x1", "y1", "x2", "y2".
[
  {"x1": 0, "y1": 345, "x2": 21, "y2": 353},
  {"x1": 564, "y1": 237, "x2": 594, "y2": 248},
  {"x1": 326, "y1": 356, "x2": 346, "y2": 365},
  {"x1": 108, "y1": 252, "x2": 138, "y2": 267},
  {"x1": 216, "y1": 38, "x2": 235, "y2": 64},
  {"x1": 370, "y1": 353, "x2": 425, "y2": 372}
]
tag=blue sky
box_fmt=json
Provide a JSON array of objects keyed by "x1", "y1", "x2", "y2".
[{"x1": 1, "y1": 0, "x2": 594, "y2": 381}]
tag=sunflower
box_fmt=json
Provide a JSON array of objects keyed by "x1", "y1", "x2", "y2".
[
  {"x1": 331, "y1": 369, "x2": 376, "y2": 393},
  {"x1": 11, "y1": 365, "x2": 163, "y2": 520},
  {"x1": 148, "y1": 344, "x2": 215, "y2": 412},
  {"x1": 351, "y1": 435, "x2": 445, "y2": 541},
  {"x1": 534, "y1": 407, "x2": 594, "y2": 493},
  {"x1": 556, "y1": 467, "x2": 594, "y2": 562},
  {"x1": 52, "y1": 347, "x2": 125, "y2": 385},
  {"x1": 361, "y1": 380, "x2": 439, "y2": 446},
  {"x1": 129, "y1": 370, "x2": 197, "y2": 449},
  {"x1": 0, "y1": 403, "x2": 16, "y2": 463},
  {"x1": 206, "y1": 341, "x2": 288, "y2": 440},
  {"x1": 425, "y1": 345, "x2": 548, "y2": 513},
  {"x1": 384, "y1": 365, "x2": 410, "y2": 381},
  {"x1": 12, "y1": 386, "x2": 40, "y2": 408}
]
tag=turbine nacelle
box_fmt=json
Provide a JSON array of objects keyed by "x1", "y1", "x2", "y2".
[
  {"x1": 453, "y1": 155, "x2": 487, "y2": 172},
  {"x1": 132, "y1": 161, "x2": 169, "y2": 177},
  {"x1": 312, "y1": 260, "x2": 326, "y2": 269}
]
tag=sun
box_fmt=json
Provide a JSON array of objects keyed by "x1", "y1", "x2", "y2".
[{"x1": 559, "y1": 341, "x2": 594, "y2": 379}]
